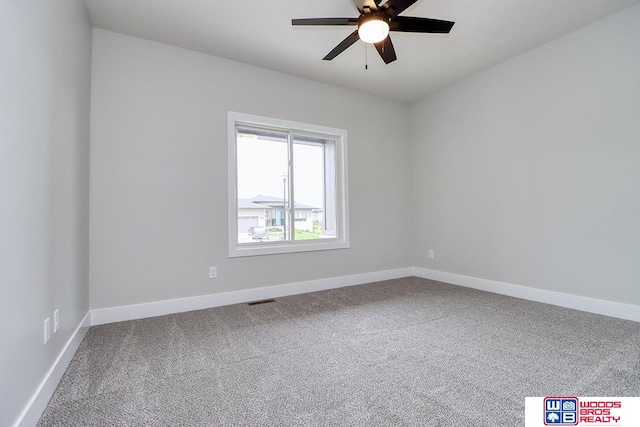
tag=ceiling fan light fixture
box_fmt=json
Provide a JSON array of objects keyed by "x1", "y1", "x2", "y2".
[{"x1": 358, "y1": 17, "x2": 390, "y2": 44}]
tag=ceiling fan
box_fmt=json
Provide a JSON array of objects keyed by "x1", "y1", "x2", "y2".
[{"x1": 292, "y1": 0, "x2": 455, "y2": 65}]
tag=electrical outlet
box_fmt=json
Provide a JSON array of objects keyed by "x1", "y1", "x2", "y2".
[
  {"x1": 44, "y1": 318, "x2": 51, "y2": 344},
  {"x1": 53, "y1": 309, "x2": 59, "y2": 333},
  {"x1": 209, "y1": 267, "x2": 217, "y2": 279},
  {"x1": 428, "y1": 250, "x2": 434, "y2": 259}
]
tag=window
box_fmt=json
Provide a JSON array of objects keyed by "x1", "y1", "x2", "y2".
[{"x1": 228, "y1": 112, "x2": 349, "y2": 257}]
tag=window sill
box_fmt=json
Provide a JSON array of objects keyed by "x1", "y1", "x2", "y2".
[{"x1": 228, "y1": 238, "x2": 350, "y2": 258}]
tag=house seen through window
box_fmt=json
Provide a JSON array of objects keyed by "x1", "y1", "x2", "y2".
[{"x1": 228, "y1": 112, "x2": 349, "y2": 257}]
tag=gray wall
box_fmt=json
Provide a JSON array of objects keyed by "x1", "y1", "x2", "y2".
[
  {"x1": 89, "y1": 29, "x2": 412, "y2": 309},
  {"x1": 410, "y1": 4, "x2": 640, "y2": 305},
  {"x1": 0, "y1": 1, "x2": 92, "y2": 425}
]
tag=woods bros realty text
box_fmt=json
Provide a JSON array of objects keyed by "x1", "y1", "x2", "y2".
[{"x1": 577, "y1": 400, "x2": 621, "y2": 423}]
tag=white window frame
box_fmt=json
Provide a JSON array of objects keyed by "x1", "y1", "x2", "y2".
[{"x1": 228, "y1": 111, "x2": 350, "y2": 257}]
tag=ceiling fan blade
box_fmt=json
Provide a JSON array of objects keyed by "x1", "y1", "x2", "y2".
[
  {"x1": 292, "y1": 18, "x2": 359, "y2": 26},
  {"x1": 391, "y1": 16, "x2": 455, "y2": 33},
  {"x1": 380, "y1": 0, "x2": 419, "y2": 17},
  {"x1": 374, "y1": 36, "x2": 397, "y2": 64},
  {"x1": 323, "y1": 30, "x2": 360, "y2": 61}
]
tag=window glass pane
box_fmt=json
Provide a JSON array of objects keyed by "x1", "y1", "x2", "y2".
[
  {"x1": 236, "y1": 127, "x2": 289, "y2": 243},
  {"x1": 293, "y1": 135, "x2": 337, "y2": 241}
]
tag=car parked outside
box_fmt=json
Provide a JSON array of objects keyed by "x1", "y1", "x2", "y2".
[{"x1": 248, "y1": 226, "x2": 267, "y2": 240}]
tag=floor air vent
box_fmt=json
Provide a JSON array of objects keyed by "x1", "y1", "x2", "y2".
[{"x1": 247, "y1": 299, "x2": 276, "y2": 306}]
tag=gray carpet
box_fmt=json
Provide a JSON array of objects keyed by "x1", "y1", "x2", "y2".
[{"x1": 38, "y1": 277, "x2": 640, "y2": 426}]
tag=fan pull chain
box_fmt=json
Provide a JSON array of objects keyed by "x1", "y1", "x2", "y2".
[{"x1": 364, "y1": 43, "x2": 368, "y2": 70}]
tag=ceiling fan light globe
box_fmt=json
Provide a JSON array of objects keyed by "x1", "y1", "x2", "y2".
[{"x1": 358, "y1": 19, "x2": 389, "y2": 44}]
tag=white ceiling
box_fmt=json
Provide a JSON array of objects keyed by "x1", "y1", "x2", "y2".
[{"x1": 84, "y1": 0, "x2": 639, "y2": 102}]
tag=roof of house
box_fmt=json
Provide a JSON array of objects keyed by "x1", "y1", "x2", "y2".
[
  {"x1": 248, "y1": 195, "x2": 282, "y2": 203},
  {"x1": 238, "y1": 199, "x2": 268, "y2": 209},
  {"x1": 240, "y1": 195, "x2": 318, "y2": 210}
]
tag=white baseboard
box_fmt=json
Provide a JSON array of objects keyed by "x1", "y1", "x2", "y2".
[
  {"x1": 15, "y1": 311, "x2": 91, "y2": 427},
  {"x1": 413, "y1": 267, "x2": 640, "y2": 323},
  {"x1": 90, "y1": 267, "x2": 414, "y2": 325},
  {"x1": 92, "y1": 266, "x2": 640, "y2": 326}
]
